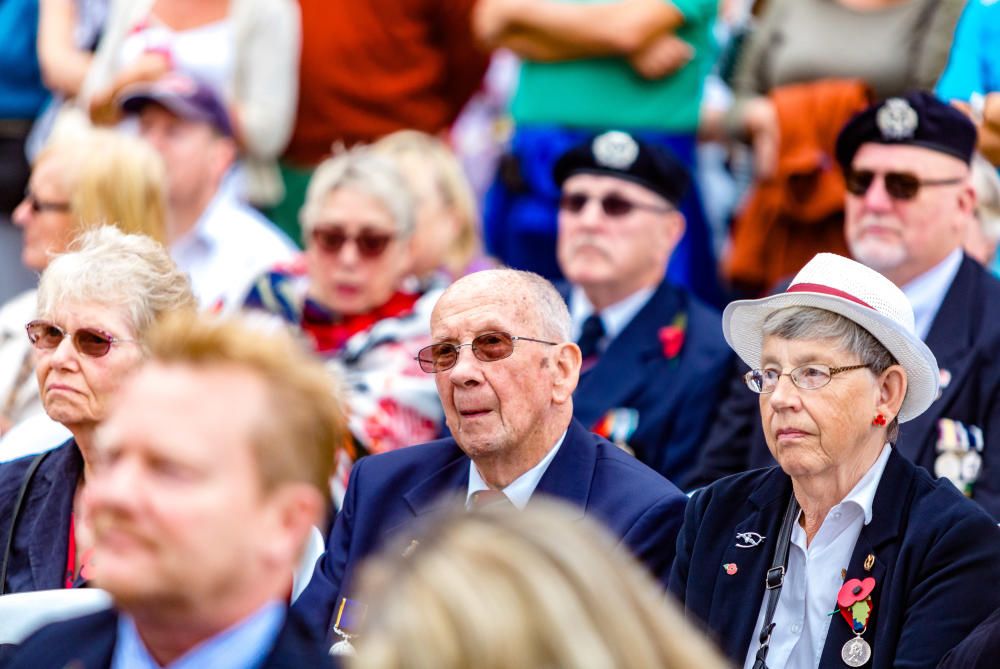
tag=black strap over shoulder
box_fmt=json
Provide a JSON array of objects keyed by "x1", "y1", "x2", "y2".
[
  {"x1": 751, "y1": 493, "x2": 800, "y2": 669},
  {"x1": 1, "y1": 450, "x2": 52, "y2": 595}
]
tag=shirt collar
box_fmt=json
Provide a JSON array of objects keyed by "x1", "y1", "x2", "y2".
[
  {"x1": 901, "y1": 248, "x2": 963, "y2": 340},
  {"x1": 569, "y1": 285, "x2": 655, "y2": 343},
  {"x1": 840, "y1": 443, "x2": 893, "y2": 525},
  {"x1": 466, "y1": 430, "x2": 567, "y2": 510},
  {"x1": 112, "y1": 601, "x2": 285, "y2": 669}
]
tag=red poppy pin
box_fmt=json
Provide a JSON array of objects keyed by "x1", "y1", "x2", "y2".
[{"x1": 658, "y1": 313, "x2": 687, "y2": 360}]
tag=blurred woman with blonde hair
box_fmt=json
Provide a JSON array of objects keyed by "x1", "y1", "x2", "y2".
[
  {"x1": 350, "y1": 499, "x2": 729, "y2": 669},
  {"x1": 0, "y1": 128, "x2": 167, "y2": 449},
  {"x1": 372, "y1": 130, "x2": 492, "y2": 285}
]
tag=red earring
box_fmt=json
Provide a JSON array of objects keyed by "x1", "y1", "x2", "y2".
[{"x1": 872, "y1": 414, "x2": 887, "y2": 426}]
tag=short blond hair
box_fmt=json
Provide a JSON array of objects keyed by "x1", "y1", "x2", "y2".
[
  {"x1": 373, "y1": 130, "x2": 482, "y2": 275},
  {"x1": 146, "y1": 312, "x2": 347, "y2": 505},
  {"x1": 35, "y1": 127, "x2": 167, "y2": 243},
  {"x1": 352, "y1": 499, "x2": 728, "y2": 669}
]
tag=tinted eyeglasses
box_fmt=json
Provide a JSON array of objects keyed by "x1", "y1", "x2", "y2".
[
  {"x1": 415, "y1": 331, "x2": 558, "y2": 373},
  {"x1": 26, "y1": 320, "x2": 136, "y2": 358},
  {"x1": 559, "y1": 191, "x2": 673, "y2": 217},
  {"x1": 743, "y1": 364, "x2": 870, "y2": 394},
  {"x1": 23, "y1": 188, "x2": 71, "y2": 214},
  {"x1": 311, "y1": 226, "x2": 395, "y2": 259},
  {"x1": 844, "y1": 169, "x2": 965, "y2": 201}
]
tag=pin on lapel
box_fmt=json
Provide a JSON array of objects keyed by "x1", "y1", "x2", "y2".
[
  {"x1": 723, "y1": 563, "x2": 738, "y2": 576},
  {"x1": 735, "y1": 531, "x2": 766, "y2": 548},
  {"x1": 864, "y1": 553, "x2": 875, "y2": 572}
]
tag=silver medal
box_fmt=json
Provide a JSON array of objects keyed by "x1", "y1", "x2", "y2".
[
  {"x1": 329, "y1": 638, "x2": 357, "y2": 656},
  {"x1": 841, "y1": 636, "x2": 872, "y2": 667}
]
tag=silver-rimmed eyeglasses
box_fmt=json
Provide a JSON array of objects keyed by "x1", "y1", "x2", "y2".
[
  {"x1": 415, "y1": 331, "x2": 557, "y2": 373},
  {"x1": 744, "y1": 364, "x2": 871, "y2": 394}
]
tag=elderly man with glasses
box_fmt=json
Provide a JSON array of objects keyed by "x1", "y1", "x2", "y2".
[
  {"x1": 692, "y1": 91, "x2": 1000, "y2": 520},
  {"x1": 552, "y1": 131, "x2": 733, "y2": 485},
  {"x1": 292, "y1": 268, "x2": 687, "y2": 646}
]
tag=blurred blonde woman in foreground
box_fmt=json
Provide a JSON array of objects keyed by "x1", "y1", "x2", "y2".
[{"x1": 350, "y1": 499, "x2": 729, "y2": 669}]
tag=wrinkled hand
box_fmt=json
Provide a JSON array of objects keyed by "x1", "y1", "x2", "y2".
[
  {"x1": 89, "y1": 51, "x2": 171, "y2": 125},
  {"x1": 629, "y1": 34, "x2": 693, "y2": 80},
  {"x1": 744, "y1": 96, "x2": 780, "y2": 181},
  {"x1": 473, "y1": 0, "x2": 523, "y2": 46}
]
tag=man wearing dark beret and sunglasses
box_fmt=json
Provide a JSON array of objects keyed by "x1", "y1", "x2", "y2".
[
  {"x1": 291, "y1": 268, "x2": 687, "y2": 646},
  {"x1": 692, "y1": 91, "x2": 1000, "y2": 521},
  {"x1": 549, "y1": 130, "x2": 733, "y2": 484}
]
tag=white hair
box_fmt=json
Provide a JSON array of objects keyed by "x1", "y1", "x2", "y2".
[{"x1": 37, "y1": 226, "x2": 196, "y2": 340}]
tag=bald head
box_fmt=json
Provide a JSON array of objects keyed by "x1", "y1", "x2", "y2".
[{"x1": 434, "y1": 270, "x2": 571, "y2": 343}]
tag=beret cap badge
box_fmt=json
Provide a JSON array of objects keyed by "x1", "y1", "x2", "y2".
[
  {"x1": 876, "y1": 98, "x2": 919, "y2": 140},
  {"x1": 592, "y1": 131, "x2": 640, "y2": 170}
]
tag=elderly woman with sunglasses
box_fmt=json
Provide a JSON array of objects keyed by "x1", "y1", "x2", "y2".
[
  {"x1": 241, "y1": 146, "x2": 444, "y2": 500},
  {"x1": 669, "y1": 253, "x2": 1000, "y2": 669},
  {"x1": 0, "y1": 226, "x2": 195, "y2": 595}
]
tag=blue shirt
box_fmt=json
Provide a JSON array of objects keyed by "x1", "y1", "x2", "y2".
[
  {"x1": 0, "y1": 0, "x2": 49, "y2": 119},
  {"x1": 936, "y1": 0, "x2": 1000, "y2": 102},
  {"x1": 111, "y1": 601, "x2": 285, "y2": 669}
]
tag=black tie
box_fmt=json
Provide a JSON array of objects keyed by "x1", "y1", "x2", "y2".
[{"x1": 577, "y1": 313, "x2": 606, "y2": 360}]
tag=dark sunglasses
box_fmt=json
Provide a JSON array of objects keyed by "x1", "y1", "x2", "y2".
[
  {"x1": 23, "y1": 188, "x2": 71, "y2": 214},
  {"x1": 311, "y1": 226, "x2": 395, "y2": 259},
  {"x1": 559, "y1": 191, "x2": 673, "y2": 217},
  {"x1": 415, "y1": 331, "x2": 557, "y2": 373},
  {"x1": 26, "y1": 320, "x2": 136, "y2": 358},
  {"x1": 844, "y1": 169, "x2": 965, "y2": 201}
]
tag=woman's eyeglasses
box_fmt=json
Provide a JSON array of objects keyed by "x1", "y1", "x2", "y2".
[
  {"x1": 744, "y1": 364, "x2": 870, "y2": 394},
  {"x1": 844, "y1": 169, "x2": 964, "y2": 201},
  {"x1": 415, "y1": 331, "x2": 557, "y2": 373},
  {"x1": 26, "y1": 320, "x2": 136, "y2": 358},
  {"x1": 559, "y1": 191, "x2": 673, "y2": 217},
  {"x1": 310, "y1": 226, "x2": 395, "y2": 259}
]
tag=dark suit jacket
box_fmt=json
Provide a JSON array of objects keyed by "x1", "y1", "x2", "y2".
[
  {"x1": 0, "y1": 439, "x2": 80, "y2": 594},
  {"x1": 937, "y1": 606, "x2": 1000, "y2": 669},
  {"x1": 1, "y1": 607, "x2": 330, "y2": 669},
  {"x1": 689, "y1": 256, "x2": 1000, "y2": 519},
  {"x1": 292, "y1": 418, "x2": 688, "y2": 638},
  {"x1": 567, "y1": 280, "x2": 733, "y2": 485},
  {"x1": 670, "y1": 449, "x2": 1000, "y2": 669}
]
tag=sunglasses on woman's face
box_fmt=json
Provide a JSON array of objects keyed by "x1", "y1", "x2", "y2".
[
  {"x1": 25, "y1": 320, "x2": 135, "y2": 358},
  {"x1": 844, "y1": 168, "x2": 964, "y2": 201},
  {"x1": 559, "y1": 191, "x2": 673, "y2": 217},
  {"x1": 310, "y1": 226, "x2": 395, "y2": 259}
]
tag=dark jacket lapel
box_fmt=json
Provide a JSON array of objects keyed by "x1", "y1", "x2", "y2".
[
  {"x1": 819, "y1": 450, "x2": 911, "y2": 667},
  {"x1": 397, "y1": 442, "x2": 469, "y2": 531},
  {"x1": 530, "y1": 419, "x2": 594, "y2": 521},
  {"x1": 709, "y1": 470, "x2": 792, "y2": 661},
  {"x1": 572, "y1": 282, "x2": 683, "y2": 428},
  {"x1": 25, "y1": 442, "x2": 82, "y2": 590}
]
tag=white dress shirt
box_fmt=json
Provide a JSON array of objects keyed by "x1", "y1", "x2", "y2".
[
  {"x1": 901, "y1": 248, "x2": 963, "y2": 340},
  {"x1": 568, "y1": 285, "x2": 655, "y2": 352},
  {"x1": 742, "y1": 444, "x2": 892, "y2": 669},
  {"x1": 466, "y1": 430, "x2": 566, "y2": 509}
]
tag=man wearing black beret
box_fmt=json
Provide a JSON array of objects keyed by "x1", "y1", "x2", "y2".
[
  {"x1": 691, "y1": 91, "x2": 1000, "y2": 521},
  {"x1": 552, "y1": 131, "x2": 733, "y2": 484}
]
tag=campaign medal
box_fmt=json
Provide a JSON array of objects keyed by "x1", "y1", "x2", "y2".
[
  {"x1": 836, "y1": 577, "x2": 875, "y2": 667},
  {"x1": 329, "y1": 597, "x2": 367, "y2": 656}
]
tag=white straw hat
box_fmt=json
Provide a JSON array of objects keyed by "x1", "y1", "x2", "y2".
[{"x1": 722, "y1": 253, "x2": 939, "y2": 422}]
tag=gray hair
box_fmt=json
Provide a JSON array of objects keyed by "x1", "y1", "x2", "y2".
[
  {"x1": 37, "y1": 226, "x2": 196, "y2": 342},
  {"x1": 299, "y1": 145, "x2": 415, "y2": 238},
  {"x1": 762, "y1": 306, "x2": 900, "y2": 442}
]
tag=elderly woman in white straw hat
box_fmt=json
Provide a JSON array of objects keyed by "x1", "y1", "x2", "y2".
[{"x1": 669, "y1": 253, "x2": 1000, "y2": 669}]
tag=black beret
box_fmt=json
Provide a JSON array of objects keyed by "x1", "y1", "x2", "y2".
[
  {"x1": 552, "y1": 131, "x2": 690, "y2": 206},
  {"x1": 835, "y1": 91, "x2": 977, "y2": 169}
]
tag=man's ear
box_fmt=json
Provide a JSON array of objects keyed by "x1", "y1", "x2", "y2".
[
  {"x1": 662, "y1": 210, "x2": 686, "y2": 260},
  {"x1": 551, "y1": 342, "x2": 582, "y2": 405},
  {"x1": 259, "y1": 484, "x2": 325, "y2": 570}
]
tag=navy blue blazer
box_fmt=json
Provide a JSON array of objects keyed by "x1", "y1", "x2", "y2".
[
  {"x1": 937, "y1": 606, "x2": 1000, "y2": 669},
  {"x1": 0, "y1": 439, "x2": 80, "y2": 593},
  {"x1": 1, "y1": 607, "x2": 331, "y2": 669},
  {"x1": 670, "y1": 448, "x2": 1000, "y2": 669},
  {"x1": 292, "y1": 418, "x2": 688, "y2": 638},
  {"x1": 690, "y1": 256, "x2": 1000, "y2": 519},
  {"x1": 566, "y1": 279, "x2": 733, "y2": 485}
]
